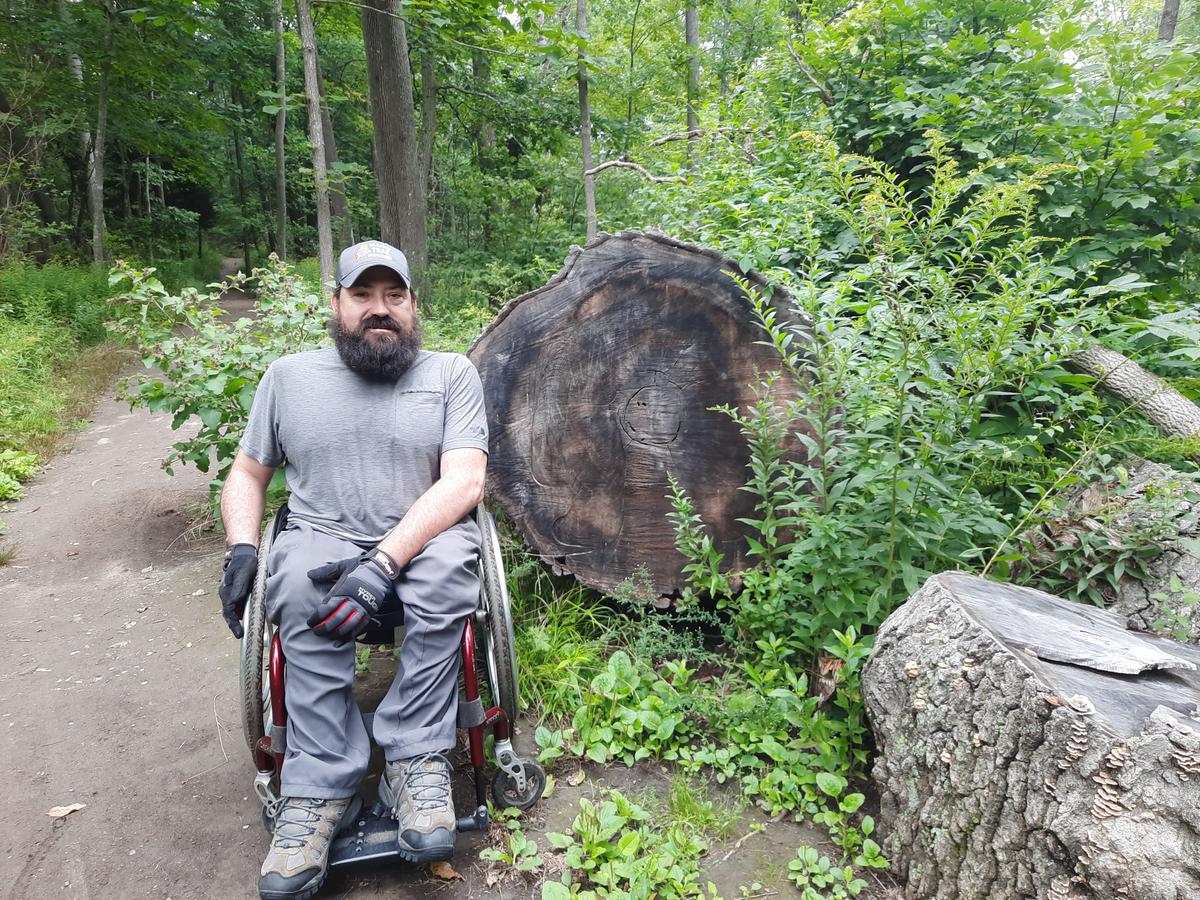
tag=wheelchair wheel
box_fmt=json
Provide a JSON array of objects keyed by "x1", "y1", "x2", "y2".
[
  {"x1": 240, "y1": 506, "x2": 285, "y2": 752},
  {"x1": 492, "y1": 760, "x2": 547, "y2": 810},
  {"x1": 478, "y1": 503, "x2": 519, "y2": 722}
]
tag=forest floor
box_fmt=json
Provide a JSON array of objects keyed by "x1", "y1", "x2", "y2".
[{"x1": 0, "y1": 262, "x2": 848, "y2": 900}]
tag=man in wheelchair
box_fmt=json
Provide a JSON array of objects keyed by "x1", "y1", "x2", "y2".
[{"x1": 217, "y1": 240, "x2": 489, "y2": 900}]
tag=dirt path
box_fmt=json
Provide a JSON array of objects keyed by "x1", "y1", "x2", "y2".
[{"x1": 0, "y1": 266, "x2": 824, "y2": 900}]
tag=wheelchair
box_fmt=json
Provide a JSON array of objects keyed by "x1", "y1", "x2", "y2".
[{"x1": 238, "y1": 501, "x2": 546, "y2": 867}]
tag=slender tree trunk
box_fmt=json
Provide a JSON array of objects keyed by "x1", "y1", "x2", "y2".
[
  {"x1": 1158, "y1": 0, "x2": 1180, "y2": 40},
  {"x1": 273, "y1": 0, "x2": 288, "y2": 259},
  {"x1": 315, "y1": 54, "x2": 352, "y2": 247},
  {"x1": 576, "y1": 0, "x2": 597, "y2": 241},
  {"x1": 471, "y1": 51, "x2": 496, "y2": 242},
  {"x1": 361, "y1": 0, "x2": 427, "y2": 280},
  {"x1": 417, "y1": 48, "x2": 436, "y2": 204},
  {"x1": 296, "y1": 0, "x2": 334, "y2": 286},
  {"x1": 86, "y1": 3, "x2": 114, "y2": 262},
  {"x1": 685, "y1": 2, "x2": 700, "y2": 171},
  {"x1": 230, "y1": 98, "x2": 252, "y2": 268}
]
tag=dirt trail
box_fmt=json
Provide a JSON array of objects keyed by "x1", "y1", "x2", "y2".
[{"x1": 0, "y1": 262, "x2": 820, "y2": 900}]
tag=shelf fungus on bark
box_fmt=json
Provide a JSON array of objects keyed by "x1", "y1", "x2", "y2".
[{"x1": 863, "y1": 572, "x2": 1200, "y2": 900}]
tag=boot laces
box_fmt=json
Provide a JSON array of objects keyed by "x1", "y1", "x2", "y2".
[
  {"x1": 271, "y1": 797, "x2": 325, "y2": 849},
  {"x1": 398, "y1": 752, "x2": 452, "y2": 813}
]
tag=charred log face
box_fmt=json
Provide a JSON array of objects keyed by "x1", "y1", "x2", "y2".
[{"x1": 469, "y1": 230, "x2": 811, "y2": 596}]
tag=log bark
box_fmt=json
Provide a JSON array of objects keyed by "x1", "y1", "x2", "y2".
[
  {"x1": 468, "y1": 231, "x2": 808, "y2": 596},
  {"x1": 1070, "y1": 343, "x2": 1200, "y2": 439},
  {"x1": 864, "y1": 571, "x2": 1200, "y2": 900}
]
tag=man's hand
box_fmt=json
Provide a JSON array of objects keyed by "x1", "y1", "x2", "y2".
[
  {"x1": 306, "y1": 550, "x2": 399, "y2": 641},
  {"x1": 219, "y1": 543, "x2": 258, "y2": 638}
]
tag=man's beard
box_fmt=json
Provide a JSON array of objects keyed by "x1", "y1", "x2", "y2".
[{"x1": 329, "y1": 313, "x2": 423, "y2": 382}]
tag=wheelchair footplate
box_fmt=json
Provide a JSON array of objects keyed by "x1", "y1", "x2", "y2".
[{"x1": 329, "y1": 803, "x2": 489, "y2": 867}]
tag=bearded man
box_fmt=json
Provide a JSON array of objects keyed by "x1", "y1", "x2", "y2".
[{"x1": 217, "y1": 240, "x2": 488, "y2": 900}]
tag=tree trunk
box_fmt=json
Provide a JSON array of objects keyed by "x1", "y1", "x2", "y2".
[
  {"x1": 417, "y1": 48, "x2": 436, "y2": 208},
  {"x1": 296, "y1": 0, "x2": 334, "y2": 286},
  {"x1": 361, "y1": 0, "x2": 427, "y2": 279},
  {"x1": 1158, "y1": 0, "x2": 1180, "y2": 40},
  {"x1": 685, "y1": 2, "x2": 700, "y2": 171},
  {"x1": 864, "y1": 571, "x2": 1200, "y2": 900},
  {"x1": 230, "y1": 100, "x2": 252, "y2": 269},
  {"x1": 315, "y1": 54, "x2": 352, "y2": 248},
  {"x1": 467, "y1": 231, "x2": 807, "y2": 596},
  {"x1": 576, "y1": 0, "x2": 597, "y2": 241},
  {"x1": 1070, "y1": 343, "x2": 1200, "y2": 439},
  {"x1": 273, "y1": 0, "x2": 288, "y2": 259}
]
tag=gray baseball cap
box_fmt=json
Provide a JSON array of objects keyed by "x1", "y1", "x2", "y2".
[{"x1": 336, "y1": 240, "x2": 412, "y2": 288}]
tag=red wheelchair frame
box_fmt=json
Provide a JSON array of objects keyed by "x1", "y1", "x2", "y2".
[{"x1": 240, "y1": 502, "x2": 545, "y2": 866}]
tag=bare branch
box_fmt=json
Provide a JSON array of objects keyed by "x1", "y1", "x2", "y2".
[
  {"x1": 584, "y1": 160, "x2": 683, "y2": 183},
  {"x1": 649, "y1": 126, "x2": 740, "y2": 146},
  {"x1": 784, "y1": 40, "x2": 834, "y2": 107}
]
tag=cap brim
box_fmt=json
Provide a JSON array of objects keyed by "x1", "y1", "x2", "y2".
[{"x1": 339, "y1": 262, "x2": 410, "y2": 288}]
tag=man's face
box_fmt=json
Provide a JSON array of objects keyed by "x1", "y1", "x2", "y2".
[{"x1": 329, "y1": 266, "x2": 422, "y2": 381}]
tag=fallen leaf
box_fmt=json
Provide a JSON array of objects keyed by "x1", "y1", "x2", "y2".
[
  {"x1": 566, "y1": 768, "x2": 586, "y2": 787},
  {"x1": 541, "y1": 773, "x2": 557, "y2": 800},
  {"x1": 430, "y1": 861, "x2": 463, "y2": 881},
  {"x1": 47, "y1": 803, "x2": 86, "y2": 818}
]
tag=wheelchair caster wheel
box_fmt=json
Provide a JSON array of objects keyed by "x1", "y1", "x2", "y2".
[
  {"x1": 491, "y1": 760, "x2": 546, "y2": 810},
  {"x1": 261, "y1": 806, "x2": 276, "y2": 834}
]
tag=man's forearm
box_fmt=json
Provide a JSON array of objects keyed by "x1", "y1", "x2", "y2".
[
  {"x1": 376, "y1": 474, "x2": 483, "y2": 570},
  {"x1": 221, "y1": 467, "x2": 268, "y2": 547}
]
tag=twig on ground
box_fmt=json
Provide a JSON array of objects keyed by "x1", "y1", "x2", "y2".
[
  {"x1": 181, "y1": 758, "x2": 229, "y2": 785},
  {"x1": 716, "y1": 810, "x2": 786, "y2": 865},
  {"x1": 213, "y1": 696, "x2": 228, "y2": 762}
]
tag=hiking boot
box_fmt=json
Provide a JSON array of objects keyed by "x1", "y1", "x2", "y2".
[
  {"x1": 379, "y1": 752, "x2": 456, "y2": 862},
  {"x1": 258, "y1": 794, "x2": 362, "y2": 900}
]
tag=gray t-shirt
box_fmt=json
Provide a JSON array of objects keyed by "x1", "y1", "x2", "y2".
[{"x1": 240, "y1": 347, "x2": 489, "y2": 543}]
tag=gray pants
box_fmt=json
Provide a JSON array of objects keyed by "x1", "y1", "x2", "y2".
[{"x1": 265, "y1": 518, "x2": 481, "y2": 800}]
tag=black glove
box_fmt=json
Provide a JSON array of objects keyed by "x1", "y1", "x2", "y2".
[
  {"x1": 306, "y1": 549, "x2": 400, "y2": 641},
  {"x1": 219, "y1": 543, "x2": 258, "y2": 639}
]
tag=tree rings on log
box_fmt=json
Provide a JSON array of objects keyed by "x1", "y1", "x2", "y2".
[
  {"x1": 468, "y1": 230, "x2": 807, "y2": 595},
  {"x1": 864, "y1": 571, "x2": 1200, "y2": 900}
]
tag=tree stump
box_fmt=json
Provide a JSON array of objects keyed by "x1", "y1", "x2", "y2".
[
  {"x1": 863, "y1": 571, "x2": 1200, "y2": 900},
  {"x1": 468, "y1": 230, "x2": 806, "y2": 596}
]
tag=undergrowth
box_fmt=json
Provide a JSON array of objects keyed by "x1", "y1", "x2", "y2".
[{"x1": 502, "y1": 136, "x2": 1197, "y2": 899}]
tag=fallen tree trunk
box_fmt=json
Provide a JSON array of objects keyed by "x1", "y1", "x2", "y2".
[
  {"x1": 1070, "y1": 344, "x2": 1200, "y2": 439},
  {"x1": 864, "y1": 571, "x2": 1200, "y2": 900},
  {"x1": 1017, "y1": 461, "x2": 1200, "y2": 644}
]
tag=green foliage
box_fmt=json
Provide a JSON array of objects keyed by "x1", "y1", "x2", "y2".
[
  {"x1": 108, "y1": 256, "x2": 327, "y2": 507},
  {"x1": 0, "y1": 450, "x2": 39, "y2": 501},
  {"x1": 799, "y1": 0, "x2": 1200, "y2": 290},
  {"x1": 0, "y1": 263, "x2": 112, "y2": 344},
  {"x1": 481, "y1": 805, "x2": 544, "y2": 876},
  {"x1": 542, "y1": 790, "x2": 719, "y2": 900},
  {"x1": 788, "y1": 846, "x2": 866, "y2": 899}
]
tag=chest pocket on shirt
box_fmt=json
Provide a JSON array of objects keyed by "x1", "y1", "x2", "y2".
[{"x1": 393, "y1": 389, "x2": 444, "y2": 453}]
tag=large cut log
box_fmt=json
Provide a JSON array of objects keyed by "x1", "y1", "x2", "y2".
[
  {"x1": 863, "y1": 572, "x2": 1200, "y2": 900},
  {"x1": 468, "y1": 230, "x2": 807, "y2": 595}
]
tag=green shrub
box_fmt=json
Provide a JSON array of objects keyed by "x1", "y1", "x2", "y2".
[
  {"x1": 108, "y1": 257, "x2": 327, "y2": 509},
  {"x1": 0, "y1": 317, "x2": 74, "y2": 449},
  {"x1": 0, "y1": 262, "x2": 112, "y2": 344}
]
